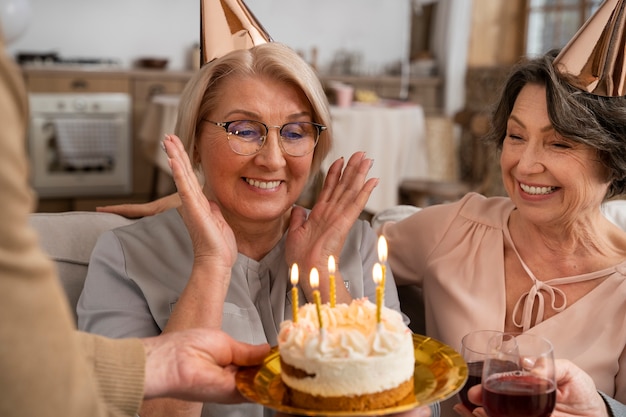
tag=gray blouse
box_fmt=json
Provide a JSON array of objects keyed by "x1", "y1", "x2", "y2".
[{"x1": 77, "y1": 208, "x2": 404, "y2": 417}]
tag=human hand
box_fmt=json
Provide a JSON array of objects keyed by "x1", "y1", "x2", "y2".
[
  {"x1": 141, "y1": 328, "x2": 270, "y2": 403},
  {"x1": 453, "y1": 400, "x2": 486, "y2": 417},
  {"x1": 96, "y1": 193, "x2": 181, "y2": 218},
  {"x1": 454, "y1": 359, "x2": 610, "y2": 417},
  {"x1": 549, "y1": 359, "x2": 610, "y2": 417},
  {"x1": 285, "y1": 152, "x2": 377, "y2": 301},
  {"x1": 162, "y1": 134, "x2": 237, "y2": 269}
]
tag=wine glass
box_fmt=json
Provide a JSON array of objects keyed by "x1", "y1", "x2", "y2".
[
  {"x1": 458, "y1": 330, "x2": 503, "y2": 411},
  {"x1": 481, "y1": 333, "x2": 556, "y2": 417}
]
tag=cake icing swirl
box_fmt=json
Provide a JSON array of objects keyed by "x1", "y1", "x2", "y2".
[{"x1": 278, "y1": 298, "x2": 414, "y2": 397}]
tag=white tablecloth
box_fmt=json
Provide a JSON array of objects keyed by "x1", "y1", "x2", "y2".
[
  {"x1": 139, "y1": 94, "x2": 180, "y2": 174},
  {"x1": 325, "y1": 104, "x2": 429, "y2": 213},
  {"x1": 140, "y1": 96, "x2": 429, "y2": 212}
]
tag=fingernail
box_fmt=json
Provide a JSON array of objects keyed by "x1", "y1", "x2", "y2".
[{"x1": 160, "y1": 140, "x2": 166, "y2": 152}]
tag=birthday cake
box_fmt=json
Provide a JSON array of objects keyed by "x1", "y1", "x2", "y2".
[{"x1": 277, "y1": 298, "x2": 415, "y2": 411}]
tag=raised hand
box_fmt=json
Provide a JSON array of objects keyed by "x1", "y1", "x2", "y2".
[
  {"x1": 162, "y1": 134, "x2": 237, "y2": 269},
  {"x1": 159, "y1": 134, "x2": 236, "y2": 333},
  {"x1": 285, "y1": 152, "x2": 378, "y2": 302}
]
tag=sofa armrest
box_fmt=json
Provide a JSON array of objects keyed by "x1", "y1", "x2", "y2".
[{"x1": 28, "y1": 211, "x2": 135, "y2": 322}]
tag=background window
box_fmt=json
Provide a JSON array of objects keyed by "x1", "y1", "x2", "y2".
[{"x1": 525, "y1": 0, "x2": 602, "y2": 56}]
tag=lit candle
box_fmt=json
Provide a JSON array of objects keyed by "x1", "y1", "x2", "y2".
[
  {"x1": 328, "y1": 255, "x2": 336, "y2": 307},
  {"x1": 290, "y1": 263, "x2": 299, "y2": 323},
  {"x1": 377, "y1": 236, "x2": 388, "y2": 289},
  {"x1": 373, "y1": 263, "x2": 384, "y2": 323},
  {"x1": 310, "y1": 267, "x2": 323, "y2": 330}
]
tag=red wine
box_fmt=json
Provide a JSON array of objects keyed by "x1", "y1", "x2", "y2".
[
  {"x1": 483, "y1": 373, "x2": 556, "y2": 417},
  {"x1": 458, "y1": 361, "x2": 483, "y2": 410},
  {"x1": 459, "y1": 359, "x2": 517, "y2": 410}
]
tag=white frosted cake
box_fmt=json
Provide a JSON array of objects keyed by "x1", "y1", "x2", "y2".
[{"x1": 277, "y1": 298, "x2": 415, "y2": 411}]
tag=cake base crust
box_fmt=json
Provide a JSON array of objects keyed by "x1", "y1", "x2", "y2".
[{"x1": 284, "y1": 376, "x2": 414, "y2": 411}]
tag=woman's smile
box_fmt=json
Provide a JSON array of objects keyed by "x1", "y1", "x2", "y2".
[
  {"x1": 519, "y1": 182, "x2": 558, "y2": 196},
  {"x1": 244, "y1": 177, "x2": 282, "y2": 190}
]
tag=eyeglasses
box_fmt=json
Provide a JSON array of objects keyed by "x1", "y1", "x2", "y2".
[{"x1": 204, "y1": 119, "x2": 326, "y2": 157}]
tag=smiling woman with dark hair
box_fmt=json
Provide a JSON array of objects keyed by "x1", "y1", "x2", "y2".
[{"x1": 382, "y1": 50, "x2": 626, "y2": 417}]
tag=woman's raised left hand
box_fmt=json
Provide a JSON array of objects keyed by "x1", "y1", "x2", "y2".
[
  {"x1": 285, "y1": 151, "x2": 378, "y2": 302},
  {"x1": 162, "y1": 134, "x2": 237, "y2": 272}
]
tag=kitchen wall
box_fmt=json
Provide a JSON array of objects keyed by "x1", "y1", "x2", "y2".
[
  {"x1": 7, "y1": 0, "x2": 412, "y2": 72},
  {"x1": 467, "y1": 0, "x2": 525, "y2": 67}
]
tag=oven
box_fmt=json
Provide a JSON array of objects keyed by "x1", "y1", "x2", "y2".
[{"x1": 27, "y1": 93, "x2": 132, "y2": 197}]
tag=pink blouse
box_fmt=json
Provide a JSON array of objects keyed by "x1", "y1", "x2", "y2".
[{"x1": 382, "y1": 192, "x2": 626, "y2": 402}]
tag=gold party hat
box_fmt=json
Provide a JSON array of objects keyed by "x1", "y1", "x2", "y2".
[
  {"x1": 200, "y1": 0, "x2": 273, "y2": 65},
  {"x1": 553, "y1": 0, "x2": 626, "y2": 96}
]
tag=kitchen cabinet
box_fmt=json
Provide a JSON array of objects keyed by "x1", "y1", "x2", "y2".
[{"x1": 24, "y1": 69, "x2": 131, "y2": 93}]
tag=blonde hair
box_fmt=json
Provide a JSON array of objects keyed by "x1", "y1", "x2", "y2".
[{"x1": 175, "y1": 42, "x2": 332, "y2": 176}]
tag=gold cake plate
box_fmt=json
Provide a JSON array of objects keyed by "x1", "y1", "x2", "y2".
[{"x1": 235, "y1": 334, "x2": 468, "y2": 416}]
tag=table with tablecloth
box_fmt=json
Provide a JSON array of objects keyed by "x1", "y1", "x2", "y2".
[{"x1": 324, "y1": 103, "x2": 429, "y2": 213}]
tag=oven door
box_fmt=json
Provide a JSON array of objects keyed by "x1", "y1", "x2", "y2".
[{"x1": 28, "y1": 93, "x2": 132, "y2": 198}]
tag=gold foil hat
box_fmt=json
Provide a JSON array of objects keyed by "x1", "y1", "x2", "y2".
[
  {"x1": 201, "y1": 0, "x2": 273, "y2": 65},
  {"x1": 553, "y1": 0, "x2": 626, "y2": 96}
]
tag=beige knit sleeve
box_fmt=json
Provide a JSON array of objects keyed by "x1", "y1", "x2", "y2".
[{"x1": 0, "y1": 41, "x2": 145, "y2": 417}]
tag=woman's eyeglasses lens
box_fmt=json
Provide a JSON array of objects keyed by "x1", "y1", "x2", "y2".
[{"x1": 221, "y1": 120, "x2": 320, "y2": 156}]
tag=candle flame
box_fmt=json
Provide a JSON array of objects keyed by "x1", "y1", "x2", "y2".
[
  {"x1": 290, "y1": 263, "x2": 299, "y2": 286},
  {"x1": 373, "y1": 263, "x2": 383, "y2": 285},
  {"x1": 309, "y1": 267, "x2": 319, "y2": 289},
  {"x1": 328, "y1": 255, "x2": 336, "y2": 274},
  {"x1": 377, "y1": 236, "x2": 388, "y2": 263}
]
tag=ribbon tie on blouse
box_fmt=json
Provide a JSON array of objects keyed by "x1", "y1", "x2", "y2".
[
  {"x1": 507, "y1": 229, "x2": 614, "y2": 332},
  {"x1": 512, "y1": 278, "x2": 567, "y2": 331}
]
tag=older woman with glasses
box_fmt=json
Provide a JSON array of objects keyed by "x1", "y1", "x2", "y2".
[{"x1": 76, "y1": 42, "x2": 407, "y2": 417}]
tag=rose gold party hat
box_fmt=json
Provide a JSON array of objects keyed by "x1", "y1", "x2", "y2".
[
  {"x1": 553, "y1": 0, "x2": 626, "y2": 96},
  {"x1": 200, "y1": 0, "x2": 273, "y2": 65}
]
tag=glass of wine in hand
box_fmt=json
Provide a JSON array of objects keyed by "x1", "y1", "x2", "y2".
[
  {"x1": 482, "y1": 333, "x2": 556, "y2": 417},
  {"x1": 458, "y1": 330, "x2": 503, "y2": 411}
]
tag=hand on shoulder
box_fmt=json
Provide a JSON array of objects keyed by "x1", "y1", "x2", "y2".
[{"x1": 96, "y1": 193, "x2": 181, "y2": 218}]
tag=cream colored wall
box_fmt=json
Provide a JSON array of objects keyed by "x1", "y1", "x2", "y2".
[
  {"x1": 468, "y1": 0, "x2": 526, "y2": 67},
  {"x1": 8, "y1": 0, "x2": 411, "y2": 72}
]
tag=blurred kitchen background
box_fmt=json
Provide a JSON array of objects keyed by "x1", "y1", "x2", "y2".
[{"x1": 2, "y1": 0, "x2": 601, "y2": 214}]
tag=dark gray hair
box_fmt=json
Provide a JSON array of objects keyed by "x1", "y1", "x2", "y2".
[{"x1": 484, "y1": 50, "x2": 626, "y2": 199}]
